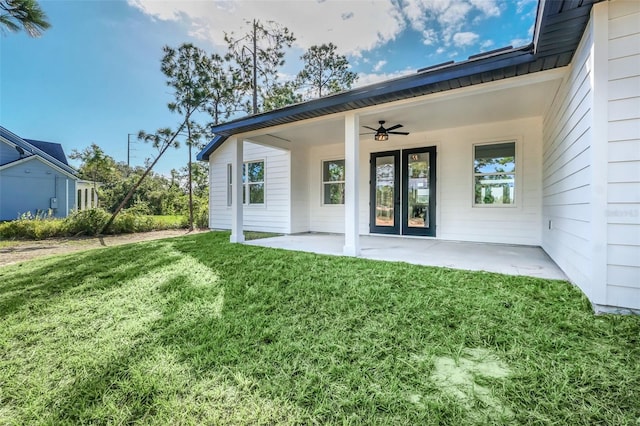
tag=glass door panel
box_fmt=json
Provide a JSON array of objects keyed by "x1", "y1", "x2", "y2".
[
  {"x1": 370, "y1": 151, "x2": 400, "y2": 234},
  {"x1": 407, "y1": 152, "x2": 430, "y2": 228},
  {"x1": 402, "y1": 147, "x2": 436, "y2": 236}
]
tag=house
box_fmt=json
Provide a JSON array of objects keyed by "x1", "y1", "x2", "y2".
[
  {"x1": 0, "y1": 126, "x2": 96, "y2": 220},
  {"x1": 198, "y1": 0, "x2": 639, "y2": 313}
]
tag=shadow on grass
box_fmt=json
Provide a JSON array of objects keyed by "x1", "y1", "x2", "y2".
[
  {"x1": 2, "y1": 231, "x2": 639, "y2": 424},
  {"x1": 0, "y1": 241, "x2": 181, "y2": 316}
]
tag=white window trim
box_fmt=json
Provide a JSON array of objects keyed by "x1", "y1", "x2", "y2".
[
  {"x1": 321, "y1": 158, "x2": 345, "y2": 206},
  {"x1": 226, "y1": 163, "x2": 233, "y2": 207},
  {"x1": 243, "y1": 159, "x2": 266, "y2": 207},
  {"x1": 472, "y1": 140, "x2": 518, "y2": 208}
]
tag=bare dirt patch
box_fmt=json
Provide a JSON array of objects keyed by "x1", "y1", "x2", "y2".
[{"x1": 0, "y1": 229, "x2": 209, "y2": 267}]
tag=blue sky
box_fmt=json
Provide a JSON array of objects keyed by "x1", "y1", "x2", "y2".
[{"x1": 1, "y1": 0, "x2": 537, "y2": 176}]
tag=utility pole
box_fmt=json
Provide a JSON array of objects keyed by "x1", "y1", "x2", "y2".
[{"x1": 127, "y1": 133, "x2": 136, "y2": 167}]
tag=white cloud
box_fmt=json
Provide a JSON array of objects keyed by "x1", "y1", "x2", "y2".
[
  {"x1": 355, "y1": 68, "x2": 415, "y2": 87},
  {"x1": 399, "y1": 0, "x2": 505, "y2": 46},
  {"x1": 372, "y1": 60, "x2": 387, "y2": 72},
  {"x1": 126, "y1": 0, "x2": 404, "y2": 56},
  {"x1": 517, "y1": 0, "x2": 537, "y2": 14},
  {"x1": 481, "y1": 39, "x2": 494, "y2": 49},
  {"x1": 510, "y1": 38, "x2": 530, "y2": 47},
  {"x1": 127, "y1": 0, "x2": 514, "y2": 62},
  {"x1": 452, "y1": 32, "x2": 479, "y2": 47},
  {"x1": 469, "y1": 0, "x2": 501, "y2": 17}
]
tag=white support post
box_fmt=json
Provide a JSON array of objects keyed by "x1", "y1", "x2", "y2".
[
  {"x1": 343, "y1": 112, "x2": 360, "y2": 256},
  {"x1": 230, "y1": 137, "x2": 245, "y2": 243}
]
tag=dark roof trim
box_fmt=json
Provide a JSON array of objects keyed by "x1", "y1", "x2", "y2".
[
  {"x1": 198, "y1": 0, "x2": 601, "y2": 161},
  {"x1": 198, "y1": 47, "x2": 534, "y2": 161}
]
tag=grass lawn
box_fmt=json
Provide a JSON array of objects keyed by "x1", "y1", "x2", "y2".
[
  {"x1": 148, "y1": 215, "x2": 188, "y2": 228},
  {"x1": 0, "y1": 232, "x2": 638, "y2": 425}
]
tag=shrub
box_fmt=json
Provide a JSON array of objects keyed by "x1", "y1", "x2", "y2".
[
  {"x1": 64, "y1": 209, "x2": 111, "y2": 236},
  {"x1": 0, "y1": 217, "x2": 64, "y2": 240}
]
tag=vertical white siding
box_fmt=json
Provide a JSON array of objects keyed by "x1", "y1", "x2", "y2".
[
  {"x1": 542, "y1": 13, "x2": 596, "y2": 301},
  {"x1": 208, "y1": 141, "x2": 291, "y2": 234},
  {"x1": 606, "y1": 0, "x2": 640, "y2": 310}
]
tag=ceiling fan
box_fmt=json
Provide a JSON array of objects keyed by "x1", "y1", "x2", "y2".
[{"x1": 362, "y1": 120, "x2": 410, "y2": 141}]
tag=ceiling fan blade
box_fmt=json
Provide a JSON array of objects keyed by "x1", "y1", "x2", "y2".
[
  {"x1": 389, "y1": 131, "x2": 410, "y2": 135},
  {"x1": 363, "y1": 126, "x2": 378, "y2": 132},
  {"x1": 359, "y1": 132, "x2": 375, "y2": 135},
  {"x1": 386, "y1": 124, "x2": 403, "y2": 131}
]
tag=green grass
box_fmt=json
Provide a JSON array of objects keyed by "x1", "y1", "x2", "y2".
[
  {"x1": 150, "y1": 215, "x2": 188, "y2": 228},
  {"x1": 0, "y1": 232, "x2": 638, "y2": 425}
]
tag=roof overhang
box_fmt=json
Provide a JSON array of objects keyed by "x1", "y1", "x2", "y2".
[{"x1": 198, "y1": 0, "x2": 602, "y2": 161}]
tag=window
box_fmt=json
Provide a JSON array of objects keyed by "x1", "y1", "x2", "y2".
[
  {"x1": 474, "y1": 142, "x2": 516, "y2": 205},
  {"x1": 244, "y1": 160, "x2": 264, "y2": 204},
  {"x1": 322, "y1": 159, "x2": 345, "y2": 204},
  {"x1": 226, "y1": 164, "x2": 232, "y2": 206},
  {"x1": 227, "y1": 160, "x2": 265, "y2": 205}
]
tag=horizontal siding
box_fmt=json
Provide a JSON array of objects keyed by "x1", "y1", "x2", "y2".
[
  {"x1": 208, "y1": 141, "x2": 290, "y2": 233},
  {"x1": 308, "y1": 143, "x2": 347, "y2": 234},
  {"x1": 0, "y1": 158, "x2": 74, "y2": 219},
  {"x1": 606, "y1": 0, "x2": 640, "y2": 309},
  {"x1": 542, "y1": 13, "x2": 597, "y2": 301}
]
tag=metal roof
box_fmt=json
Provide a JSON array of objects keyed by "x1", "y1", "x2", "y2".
[
  {"x1": 198, "y1": 0, "x2": 601, "y2": 161},
  {"x1": 24, "y1": 139, "x2": 70, "y2": 166}
]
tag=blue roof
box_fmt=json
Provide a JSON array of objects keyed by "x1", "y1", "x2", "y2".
[
  {"x1": 198, "y1": 0, "x2": 601, "y2": 161},
  {"x1": 0, "y1": 126, "x2": 77, "y2": 176},
  {"x1": 24, "y1": 139, "x2": 70, "y2": 166}
]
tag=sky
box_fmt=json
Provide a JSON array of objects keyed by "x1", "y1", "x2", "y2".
[{"x1": 1, "y1": 0, "x2": 538, "y2": 176}]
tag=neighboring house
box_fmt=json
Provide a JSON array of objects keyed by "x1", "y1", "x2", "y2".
[
  {"x1": 198, "y1": 0, "x2": 639, "y2": 312},
  {"x1": 0, "y1": 126, "x2": 81, "y2": 220}
]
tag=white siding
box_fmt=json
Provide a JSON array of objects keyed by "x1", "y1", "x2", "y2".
[
  {"x1": 309, "y1": 143, "x2": 346, "y2": 234},
  {"x1": 435, "y1": 118, "x2": 542, "y2": 245},
  {"x1": 305, "y1": 117, "x2": 542, "y2": 245},
  {"x1": 209, "y1": 141, "x2": 291, "y2": 234},
  {"x1": 607, "y1": 0, "x2": 640, "y2": 310},
  {"x1": 541, "y1": 12, "x2": 597, "y2": 302}
]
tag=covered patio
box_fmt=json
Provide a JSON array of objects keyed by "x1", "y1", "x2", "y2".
[{"x1": 246, "y1": 233, "x2": 567, "y2": 280}]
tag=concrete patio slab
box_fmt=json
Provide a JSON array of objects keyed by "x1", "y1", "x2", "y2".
[{"x1": 245, "y1": 233, "x2": 567, "y2": 280}]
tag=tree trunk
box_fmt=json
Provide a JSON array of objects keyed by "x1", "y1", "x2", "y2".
[
  {"x1": 187, "y1": 126, "x2": 194, "y2": 231},
  {"x1": 98, "y1": 121, "x2": 187, "y2": 235},
  {"x1": 252, "y1": 19, "x2": 258, "y2": 114}
]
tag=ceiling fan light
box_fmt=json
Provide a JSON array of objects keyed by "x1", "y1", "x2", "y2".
[{"x1": 375, "y1": 132, "x2": 388, "y2": 141}]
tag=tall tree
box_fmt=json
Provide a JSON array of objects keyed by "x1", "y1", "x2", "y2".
[
  {"x1": 203, "y1": 53, "x2": 245, "y2": 125},
  {"x1": 0, "y1": 0, "x2": 50, "y2": 37},
  {"x1": 161, "y1": 43, "x2": 211, "y2": 231},
  {"x1": 100, "y1": 44, "x2": 211, "y2": 234},
  {"x1": 70, "y1": 143, "x2": 117, "y2": 206},
  {"x1": 297, "y1": 43, "x2": 358, "y2": 99},
  {"x1": 225, "y1": 19, "x2": 295, "y2": 114},
  {"x1": 100, "y1": 127, "x2": 185, "y2": 234},
  {"x1": 262, "y1": 81, "x2": 302, "y2": 112}
]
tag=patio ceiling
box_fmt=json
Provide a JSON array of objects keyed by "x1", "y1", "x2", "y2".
[{"x1": 247, "y1": 71, "x2": 563, "y2": 147}]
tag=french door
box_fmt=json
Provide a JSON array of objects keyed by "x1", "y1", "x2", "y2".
[{"x1": 370, "y1": 146, "x2": 436, "y2": 237}]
